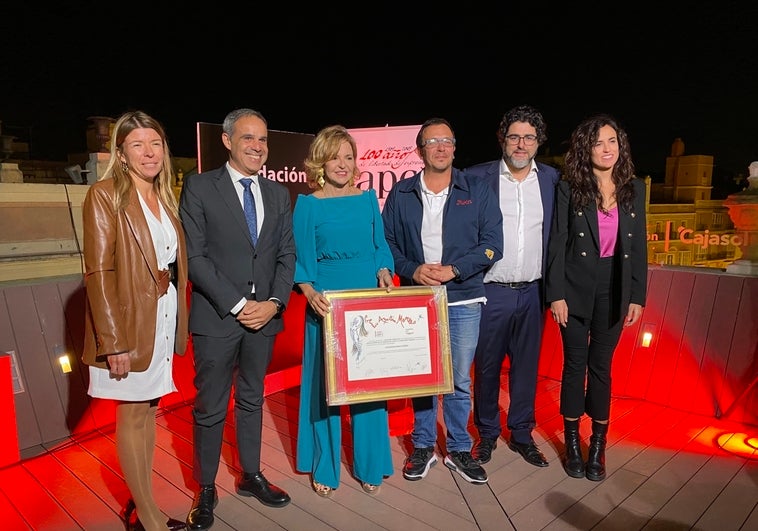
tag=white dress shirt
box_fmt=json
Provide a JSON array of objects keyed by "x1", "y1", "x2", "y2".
[{"x1": 484, "y1": 159, "x2": 543, "y2": 284}]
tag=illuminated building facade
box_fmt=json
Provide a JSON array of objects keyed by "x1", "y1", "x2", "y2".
[{"x1": 647, "y1": 138, "x2": 739, "y2": 269}]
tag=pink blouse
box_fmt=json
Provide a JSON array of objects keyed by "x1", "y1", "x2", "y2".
[{"x1": 598, "y1": 206, "x2": 618, "y2": 258}]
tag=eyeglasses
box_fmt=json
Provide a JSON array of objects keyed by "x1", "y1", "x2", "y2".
[
  {"x1": 504, "y1": 134, "x2": 538, "y2": 146},
  {"x1": 422, "y1": 137, "x2": 456, "y2": 148}
]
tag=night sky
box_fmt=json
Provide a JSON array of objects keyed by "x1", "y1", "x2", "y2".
[{"x1": 2, "y1": 4, "x2": 756, "y2": 196}]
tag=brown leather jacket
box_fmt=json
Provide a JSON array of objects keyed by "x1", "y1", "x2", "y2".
[{"x1": 82, "y1": 178, "x2": 189, "y2": 372}]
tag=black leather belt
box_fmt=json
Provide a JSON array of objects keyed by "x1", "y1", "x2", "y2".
[
  {"x1": 157, "y1": 261, "x2": 177, "y2": 296},
  {"x1": 490, "y1": 280, "x2": 536, "y2": 289},
  {"x1": 168, "y1": 261, "x2": 177, "y2": 288}
]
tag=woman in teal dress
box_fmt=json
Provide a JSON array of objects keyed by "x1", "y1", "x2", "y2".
[{"x1": 293, "y1": 125, "x2": 395, "y2": 498}]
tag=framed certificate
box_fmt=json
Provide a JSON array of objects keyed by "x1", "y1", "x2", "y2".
[{"x1": 322, "y1": 285, "x2": 453, "y2": 406}]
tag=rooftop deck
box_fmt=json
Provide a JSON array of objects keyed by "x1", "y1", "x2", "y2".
[
  {"x1": 2, "y1": 259, "x2": 757, "y2": 530},
  {"x1": 1, "y1": 373, "x2": 756, "y2": 530}
]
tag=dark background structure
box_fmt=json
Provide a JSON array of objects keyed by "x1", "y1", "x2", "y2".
[{"x1": 2, "y1": 3, "x2": 756, "y2": 196}]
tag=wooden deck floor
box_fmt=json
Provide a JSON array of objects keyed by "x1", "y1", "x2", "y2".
[{"x1": 1, "y1": 375, "x2": 757, "y2": 530}]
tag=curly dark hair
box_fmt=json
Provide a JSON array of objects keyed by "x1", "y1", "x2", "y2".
[
  {"x1": 496, "y1": 104, "x2": 547, "y2": 145},
  {"x1": 563, "y1": 114, "x2": 637, "y2": 213}
]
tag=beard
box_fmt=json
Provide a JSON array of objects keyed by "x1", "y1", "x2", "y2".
[{"x1": 505, "y1": 153, "x2": 531, "y2": 170}]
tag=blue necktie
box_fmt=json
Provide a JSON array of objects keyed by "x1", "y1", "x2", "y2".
[{"x1": 239, "y1": 178, "x2": 258, "y2": 245}]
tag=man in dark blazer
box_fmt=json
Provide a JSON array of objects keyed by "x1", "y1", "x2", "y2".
[
  {"x1": 180, "y1": 108, "x2": 296, "y2": 530},
  {"x1": 466, "y1": 105, "x2": 559, "y2": 468}
]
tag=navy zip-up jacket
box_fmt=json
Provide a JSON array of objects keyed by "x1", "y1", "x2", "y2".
[{"x1": 381, "y1": 168, "x2": 503, "y2": 304}]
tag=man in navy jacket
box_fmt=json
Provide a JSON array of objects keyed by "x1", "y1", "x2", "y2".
[
  {"x1": 466, "y1": 105, "x2": 559, "y2": 468},
  {"x1": 382, "y1": 117, "x2": 502, "y2": 485}
]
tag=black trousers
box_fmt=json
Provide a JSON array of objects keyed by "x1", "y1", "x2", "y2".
[{"x1": 559, "y1": 257, "x2": 622, "y2": 420}]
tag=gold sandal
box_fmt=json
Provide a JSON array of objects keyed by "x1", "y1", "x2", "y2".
[
  {"x1": 361, "y1": 482, "x2": 380, "y2": 495},
  {"x1": 312, "y1": 478, "x2": 333, "y2": 498}
]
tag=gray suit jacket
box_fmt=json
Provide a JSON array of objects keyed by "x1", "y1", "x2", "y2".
[{"x1": 179, "y1": 164, "x2": 296, "y2": 337}]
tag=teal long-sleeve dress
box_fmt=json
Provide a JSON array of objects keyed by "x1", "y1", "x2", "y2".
[{"x1": 293, "y1": 190, "x2": 395, "y2": 489}]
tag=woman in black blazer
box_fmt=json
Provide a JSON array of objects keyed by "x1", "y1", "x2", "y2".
[{"x1": 545, "y1": 114, "x2": 647, "y2": 482}]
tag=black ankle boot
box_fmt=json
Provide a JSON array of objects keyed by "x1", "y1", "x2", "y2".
[
  {"x1": 563, "y1": 418, "x2": 585, "y2": 478},
  {"x1": 586, "y1": 420, "x2": 608, "y2": 481}
]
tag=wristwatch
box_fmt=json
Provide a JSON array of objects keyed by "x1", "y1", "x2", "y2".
[
  {"x1": 269, "y1": 298, "x2": 285, "y2": 314},
  {"x1": 451, "y1": 264, "x2": 461, "y2": 280}
]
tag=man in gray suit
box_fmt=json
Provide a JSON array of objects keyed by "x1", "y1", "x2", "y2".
[{"x1": 180, "y1": 108, "x2": 296, "y2": 530}]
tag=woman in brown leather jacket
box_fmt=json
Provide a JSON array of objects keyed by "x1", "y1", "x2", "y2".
[{"x1": 82, "y1": 111, "x2": 188, "y2": 531}]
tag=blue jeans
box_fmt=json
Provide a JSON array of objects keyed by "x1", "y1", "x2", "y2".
[{"x1": 411, "y1": 302, "x2": 481, "y2": 453}]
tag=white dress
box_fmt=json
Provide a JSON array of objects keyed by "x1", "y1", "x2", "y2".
[{"x1": 88, "y1": 195, "x2": 179, "y2": 401}]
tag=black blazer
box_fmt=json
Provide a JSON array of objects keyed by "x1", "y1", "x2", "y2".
[
  {"x1": 545, "y1": 178, "x2": 647, "y2": 321},
  {"x1": 179, "y1": 164, "x2": 296, "y2": 337}
]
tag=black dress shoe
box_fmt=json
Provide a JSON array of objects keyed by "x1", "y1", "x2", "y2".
[
  {"x1": 129, "y1": 517, "x2": 188, "y2": 531},
  {"x1": 237, "y1": 471, "x2": 291, "y2": 508},
  {"x1": 166, "y1": 518, "x2": 188, "y2": 531},
  {"x1": 123, "y1": 499, "x2": 138, "y2": 528},
  {"x1": 187, "y1": 485, "x2": 218, "y2": 530},
  {"x1": 123, "y1": 499, "x2": 188, "y2": 531},
  {"x1": 472, "y1": 437, "x2": 498, "y2": 464},
  {"x1": 124, "y1": 499, "x2": 187, "y2": 531},
  {"x1": 508, "y1": 439, "x2": 549, "y2": 467}
]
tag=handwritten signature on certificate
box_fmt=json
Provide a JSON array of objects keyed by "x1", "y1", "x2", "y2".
[{"x1": 344, "y1": 306, "x2": 432, "y2": 381}]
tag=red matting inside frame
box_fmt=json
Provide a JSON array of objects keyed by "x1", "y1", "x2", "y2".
[{"x1": 329, "y1": 293, "x2": 446, "y2": 398}]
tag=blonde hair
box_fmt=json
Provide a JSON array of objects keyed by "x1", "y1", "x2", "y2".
[
  {"x1": 101, "y1": 110, "x2": 179, "y2": 216},
  {"x1": 303, "y1": 125, "x2": 359, "y2": 189}
]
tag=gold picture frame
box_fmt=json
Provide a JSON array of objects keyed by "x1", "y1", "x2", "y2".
[{"x1": 322, "y1": 285, "x2": 453, "y2": 406}]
